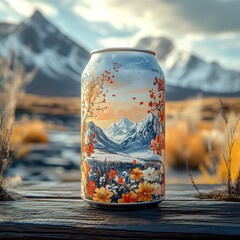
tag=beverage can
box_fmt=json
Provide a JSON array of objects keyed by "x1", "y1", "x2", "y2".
[{"x1": 81, "y1": 48, "x2": 165, "y2": 209}]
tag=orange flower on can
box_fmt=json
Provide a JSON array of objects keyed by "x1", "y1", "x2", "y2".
[
  {"x1": 136, "y1": 180, "x2": 153, "y2": 202},
  {"x1": 130, "y1": 167, "x2": 143, "y2": 182},
  {"x1": 108, "y1": 169, "x2": 118, "y2": 180},
  {"x1": 86, "y1": 180, "x2": 97, "y2": 198},
  {"x1": 118, "y1": 176, "x2": 124, "y2": 184},
  {"x1": 149, "y1": 134, "x2": 164, "y2": 156},
  {"x1": 132, "y1": 159, "x2": 137, "y2": 165},
  {"x1": 118, "y1": 191, "x2": 137, "y2": 203},
  {"x1": 92, "y1": 187, "x2": 113, "y2": 203},
  {"x1": 83, "y1": 143, "x2": 95, "y2": 157}
]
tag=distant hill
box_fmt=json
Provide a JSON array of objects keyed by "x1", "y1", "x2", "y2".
[
  {"x1": 1, "y1": 11, "x2": 239, "y2": 99},
  {"x1": 0, "y1": 10, "x2": 90, "y2": 97},
  {"x1": 136, "y1": 37, "x2": 240, "y2": 100}
]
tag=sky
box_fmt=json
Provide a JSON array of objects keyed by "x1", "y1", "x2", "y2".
[
  {"x1": 83, "y1": 52, "x2": 162, "y2": 127},
  {"x1": 0, "y1": 0, "x2": 239, "y2": 70}
]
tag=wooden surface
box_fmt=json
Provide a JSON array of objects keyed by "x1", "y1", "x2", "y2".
[{"x1": 1, "y1": 182, "x2": 240, "y2": 239}]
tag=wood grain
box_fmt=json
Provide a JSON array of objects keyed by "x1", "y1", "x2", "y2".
[{"x1": 1, "y1": 182, "x2": 239, "y2": 239}]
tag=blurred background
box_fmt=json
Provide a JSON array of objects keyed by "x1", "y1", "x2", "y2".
[{"x1": 0, "y1": 0, "x2": 239, "y2": 185}]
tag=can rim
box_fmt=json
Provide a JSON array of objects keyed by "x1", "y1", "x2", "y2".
[{"x1": 91, "y1": 47, "x2": 156, "y2": 56}]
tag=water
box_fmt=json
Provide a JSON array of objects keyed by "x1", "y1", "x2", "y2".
[{"x1": 6, "y1": 131, "x2": 80, "y2": 181}]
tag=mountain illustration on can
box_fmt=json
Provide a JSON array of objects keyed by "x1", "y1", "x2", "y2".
[{"x1": 80, "y1": 48, "x2": 165, "y2": 209}]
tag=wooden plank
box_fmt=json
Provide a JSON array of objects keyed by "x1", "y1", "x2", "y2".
[
  {"x1": 1, "y1": 196, "x2": 240, "y2": 239},
  {"x1": 2, "y1": 182, "x2": 239, "y2": 239},
  {"x1": 9, "y1": 181, "x2": 81, "y2": 191},
  {"x1": 1, "y1": 223, "x2": 240, "y2": 240},
  {"x1": 10, "y1": 182, "x2": 222, "y2": 200}
]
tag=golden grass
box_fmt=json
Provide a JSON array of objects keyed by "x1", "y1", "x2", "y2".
[
  {"x1": 12, "y1": 119, "x2": 48, "y2": 144},
  {"x1": 166, "y1": 97, "x2": 207, "y2": 169},
  {"x1": 166, "y1": 97, "x2": 240, "y2": 185},
  {"x1": 3, "y1": 93, "x2": 240, "y2": 185},
  {"x1": 166, "y1": 121, "x2": 207, "y2": 169},
  {"x1": 11, "y1": 119, "x2": 48, "y2": 158},
  {"x1": 0, "y1": 52, "x2": 36, "y2": 199},
  {"x1": 198, "y1": 124, "x2": 240, "y2": 184},
  {"x1": 166, "y1": 97, "x2": 240, "y2": 119}
]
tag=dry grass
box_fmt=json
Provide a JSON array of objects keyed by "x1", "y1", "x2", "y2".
[
  {"x1": 198, "y1": 113, "x2": 240, "y2": 184},
  {"x1": 167, "y1": 97, "x2": 240, "y2": 121},
  {"x1": 10, "y1": 94, "x2": 240, "y2": 179},
  {"x1": 10, "y1": 119, "x2": 48, "y2": 159},
  {"x1": 166, "y1": 122, "x2": 207, "y2": 169},
  {"x1": 166, "y1": 97, "x2": 240, "y2": 172},
  {"x1": 12, "y1": 119, "x2": 48, "y2": 144},
  {"x1": 184, "y1": 98, "x2": 240, "y2": 201},
  {"x1": 1, "y1": 73, "x2": 239, "y2": 193},
  {"x1": 166, "y1": 97, "x2": 208, "y2": 169},
  {"x1": 197, "y1": 188, "x2": 240, "y2": 201},
  {"x1": 0, "y1": 52, "x2": 35, "y2": 200},
  {"x1": 166, "y1": 96, "x2": 240, "y2": 202}
]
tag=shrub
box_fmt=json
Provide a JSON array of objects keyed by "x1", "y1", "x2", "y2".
[
  {"x1": 11, "y1": 120, "x2": 48, "y2": 159},
  {"x1": 166, "y1": 97, "x2": 207, "y2": 169}
]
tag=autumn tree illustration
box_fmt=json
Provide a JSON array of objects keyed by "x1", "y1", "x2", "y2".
[{"x1": 81, "y1": 69, "x2": 116, "y2": 157}]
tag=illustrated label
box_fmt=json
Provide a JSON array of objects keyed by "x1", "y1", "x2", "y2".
[{"x1": 81, "y1": 60, "x2": 165, "y2": 204}]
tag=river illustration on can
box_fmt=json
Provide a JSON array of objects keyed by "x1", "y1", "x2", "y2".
[{"x1": 81, "y1": 48, "x2": 165, "y2": 208}]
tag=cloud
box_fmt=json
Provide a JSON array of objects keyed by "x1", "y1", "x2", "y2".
[
  {"x1": 1, "y1": 0, "x2": 239, "y2": 70},
  {"x1": 74, "y1": 0, "x2": 139, "y2": 30},
  {"x1": 6, "y1": 0, "x2": 58, "y2": 17},
  {"x1": 98, "y1": 36, "x2": 133, "y2": 48},
  {"x1": 74, "y1": 0, "x2": 240, "y2": 37},
  {"x1": 0, "y1": 2, "x2": 4, "y2": 10},
  {"x1": 171, "y1": 0, "x2": 240, "y2": 34},
  {"x1": 73, "y1": 0, "x2": 240, "y2": 71}
]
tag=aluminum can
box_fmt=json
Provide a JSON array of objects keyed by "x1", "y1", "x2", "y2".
[{"x1": 81, "y1": 48, "x2": 165, "y2": 209}]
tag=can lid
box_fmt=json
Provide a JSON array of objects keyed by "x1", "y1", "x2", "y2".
[{"x1": 91, "y1": 47, "x2": 156, "y2": 56}]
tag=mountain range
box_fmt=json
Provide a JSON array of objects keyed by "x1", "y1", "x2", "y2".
[
  {"x1": 136, "y1": 37, "x2": 240, "y2": 98},
  {"x1": 0, "y1": 10, "x2": 239, "y2": 99},
  {"x1": 104, "y1": 117, "x2": 136, "y2": 143},
  {"x1": 120, "y1": 114, "x2": 157, "y2": 152},
  {"x1": 0, "y1": 10, "x2": 90, "y2": 96},
  {"x1": 87, "y1": 121, "x2": 118, "y2": 151},
  {"x1": 87, "y1": 115, "x2": 157, "y2": 153}
]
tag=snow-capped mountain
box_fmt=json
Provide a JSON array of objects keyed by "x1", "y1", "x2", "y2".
[
  {"x1": 136, "y1": 36, "x2": 174, "y2": 61},
  {"x1": 87, "y1": 122, "x2": 119, "y2": 151},
  {"x1": 105, "y1": 123, "x2": 123, "y2": 136},
  {"x1": 87, "y1": 115, "x2": 157, "y2": 153},
  {"x1": 136, "y1": 36, "x2": 240, "y2": 94},
  {"x1": 115, "y1": 117, "x2": 136, "y2": 133},
  {"x1": 121, "y1": 114, "x2": 157, "y2": 152},
  {"x1": 104, "y1": 117, "x2": 136, "y2": 143},
  {"x1": 0, "y1": 10, "x2": 90, "y2": 96}
]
